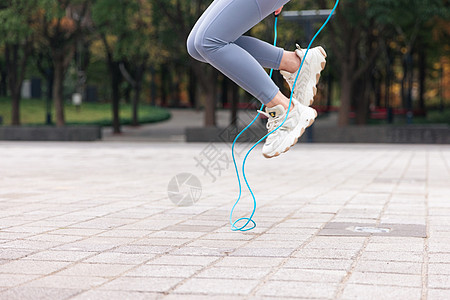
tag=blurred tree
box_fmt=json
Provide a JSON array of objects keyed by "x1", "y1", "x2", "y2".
[
  {"x1": 0, "y1": 51, "x2": 7, "y2": 97},
  {"x1": 0, "y1": 0, "x2": 37, "y2": 125},
  {"x1": 152, "y1": 0, "x2": 219, "y2": 127},
  {"x1": 92, "y1": 0, "x2": 156, "y2": 132},
  {"x1": 117, "y1": 0, "x2": 157, "y2": 127},
  {"x1": 370, "y1": 0, "x2": 449, "y2": 120},
  {"x1": 35, "y1": 0, "x2": 90, "y2": 127},
  {"x1": 324, "y1": 0, "x2": 383, "y2": 126}
]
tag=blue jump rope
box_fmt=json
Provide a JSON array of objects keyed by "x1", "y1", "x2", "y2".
[{"x1": 230, "y1": 1, "x2": 340, "y2": 232}]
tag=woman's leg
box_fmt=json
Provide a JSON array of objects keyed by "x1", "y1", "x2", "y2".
[
  {"x1": 188, "y1": 0, "x2": 290, "y2": 106},
  {"x1": 187, "y1": 1, "x2": 289, "y2": 70}
]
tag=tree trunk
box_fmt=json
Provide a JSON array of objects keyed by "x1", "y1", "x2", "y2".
[
  {"x1": 230, "y1": 82, "x2": 239, "y2": 126},
  {"x1": 160, "y1": 64, "x2": 168, "y2": 107},
  {"x1": 338, "y1": 66, "x2": 353, "y2": 126},
  {"x1": 221, "y1": 76, "x2": 228, "y2": 108},
  {"x1": 51, "y1": 43, "x2": 75, "y2": 127},
  {"x1": 5, "y1": 45, "x2": 20, "y2": 125},
  {"x1": 191, "y1": 62, "x2": 217, "y2": 126},
  {"x1": 132, "y1": 63, "x2": 145, "y2": 126},
  {"x1": 132, "y1": 83, "x2": 140, "y2": 126},
  {"x1": 0, "y1": 63, "x2": 6, "y2": 97},
  {"x1": 111, "y1": 62, "x2": 121, "y2": 134},
  {"x1": 150, "y1": 66, "x2": 157, "y2": 106},
  {"x1": 53, "y1": 57, "x2": 65, "y2": 127},
  {"x1": 5, "y1": 43, "x2": 30, "y2": 126},
  {"x1": 203, "y1": 73, "x2": 217, "y2": 127},
  {"x1": 188, "y1": 66, "x2": 196, "y2": 108},
  {"x1": 418, "y1": 48, "x2": 426, "y2": 113},
  {"x1": 355, "y1": 77, "x2": 369, "y2": 125}
]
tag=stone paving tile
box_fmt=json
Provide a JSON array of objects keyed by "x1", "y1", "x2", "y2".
[
  {"x1": 283, "y1": 258, "x2": 354, "y2": 271},
  {"x1": 111, "y1": 245, "x2": 172, "y2": 255},
  {"x1": 292, "y1": 248, "x2": 359, "y2": 260},
  {"x1": 428, "y1": 274, "x2": 450, "y2": 289},
  {"x1": 26, "y1": 275, "x2": 108, "y2": 289},
  {"x1": 341, "y1": 284, "x2": 422, "y2": 300},
  {"x1": 124, "y1": 265, "x2": 203, "y2": 278},
  {"x1": 84, "y1": 252, "x2": 153, "y2": 265},
  {"x1": 50, "y1": 228, "x2": 106, "y2": 236},
  {"x1": 99, "y1": 276, "x2": 183, "y2": 293},
  {"x1": 270, "y1": 268, "x2": 346, "y2": 283},
  {"x1": 355, "y1": 260, "x2": 423, "y2": 274},
  {"x1": 230, "y1": 247, "x2": 296, "y2": 258},
  {"x1": 170, "y1": 246, "x2": 234, "y2": 257},
  {"x1": 185, "y1": 239, "x2": 247, "y2": 249},
  {"x1": 164, "y1": 294, "x2": 243, "y2": 300},
  {"x1": 173, "y1": 278, "x2": 259, "y2": 295},
  {"x1": 364, "y1": 242, "x2": 424, "y2": 252},
  {"x1": 0, "y1": 249, "x2": 36, "y2": 260},
  {"x1": 1, "y1": 143, "x2": 450, "y2": 299},
  {"x1": 54, "y1": 263, "x2": 134, "y2": 277},
  {"x1": 146, "y1": 255, "x2": 218, "y2": 266},
  {"x1": 73, "y1": 290, "x2": 161, "y2": 300},
  {"x1": 255, "y1": 281, "x2": 338, "y2": 298},
  {"x1": 428, "y1": 263, "x2": 450, "y2": 275},
  {"x1": 0, "y1": 239, "x2": 63, "y2": 250},
  {"x1": 196, "y1": 266, "x2": 271, "y2": 280},
  {"x1": 0, "y1": 274, "x2": 40, "y2": 288},
  {"x1": 0, "y1": 286, "x2": 82, "y2": 300},
  {"x1": 428, "y1": 289, "x2": 450, "y2": 300},
  {"x1": 0, "y1": 260, "x2": 71, "y2": 275},
  {"x1": 22, "y1": 250, "x2": 96, "y2": 262},
  {"x1": 359, "y1": 251, "x2": 423, "y2": 262},
  {"x1": 213, "y1": 257, "x2": 284, "y2": 268},
  {"x1": 347, "y1": 272, "x2": 422, "y2": 287},
  {"x1": 26, "y1": 234, "x2": 84, "y2": 244}
]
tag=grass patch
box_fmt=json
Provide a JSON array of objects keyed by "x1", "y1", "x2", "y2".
[
  {"x1": 425, "y1": 109, "x2": 450, "y2": 125},
  {"x1": 0, "y1": 97, "x2": 171, "y2": 126}
]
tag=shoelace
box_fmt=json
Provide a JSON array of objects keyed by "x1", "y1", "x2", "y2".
[{"x1": 257, "y1": 110, "x2": 287, "y2": 131}]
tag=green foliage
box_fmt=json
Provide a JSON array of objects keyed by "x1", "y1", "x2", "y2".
[
  {"x1": 92, "y1": 0, "x2": 152, "y2": 61},
  {"x1": 369, "y1": 0, "x2": 449, "y2": 48},
  {"x1": 0, "y1": 0, "x2": 37, "y2": 43}
]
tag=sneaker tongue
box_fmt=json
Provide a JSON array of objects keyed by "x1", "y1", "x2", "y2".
[{"x1": 265, "y1": 105, "x2": 285, "y2": 119}]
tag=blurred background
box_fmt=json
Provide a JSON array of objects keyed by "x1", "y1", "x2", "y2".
[{"x1": 0, "y1": 0, "x2": 449, "y2": 135}]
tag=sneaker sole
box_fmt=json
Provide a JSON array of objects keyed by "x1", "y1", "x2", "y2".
[{"x1": 263, "y1": 109, "x2": 317, "y2": 159}]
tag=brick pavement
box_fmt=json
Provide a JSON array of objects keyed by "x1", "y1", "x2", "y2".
[{"x1": 0, "y1": 142, "x2": 449, "y2": 299}]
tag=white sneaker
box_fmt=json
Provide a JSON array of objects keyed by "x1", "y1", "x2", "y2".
[
  {"x1": 259, "y1": 99, "x2": 317, "y2": 158},
  {"x1": 280, "y1": 45, "x2": 327, "y2": 106}
]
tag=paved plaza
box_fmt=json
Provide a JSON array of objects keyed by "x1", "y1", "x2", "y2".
[{"x1": 0, "y1": 141, "x2": 449, "y2": 299}]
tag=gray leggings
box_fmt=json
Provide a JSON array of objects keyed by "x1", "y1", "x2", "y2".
[{"x1": 187, "y1": 0, "x2": 290, "y2": 105}]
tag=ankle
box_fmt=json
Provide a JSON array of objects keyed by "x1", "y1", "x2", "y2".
[
  {"x1": 266, "y1": 91, "x2": 294, "y2": 112},
  {"x1": 280, "y1": 51, "x2": 301, "y2": 73}
]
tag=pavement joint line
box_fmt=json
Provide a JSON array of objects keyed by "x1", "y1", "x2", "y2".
[
  {"x1": 162, "y1": 209, "x2": 312, "y2": 297},
  {"x1": 0, "y1": 195, "x2": 166, "y2": 254},
  {"x1": 0, "y1": 193, "x2": 149, "y2": 233},
  {"x1": 156, "y1": 152, "x2": 375, "y2": 298},
  {"x1": 1, "y1": 203, "x2": 181, "y2": 292},
  {"x1": 158, "y1": 187, "x2": 322, "y2": 297},
  {"x1": 67, "y1": 205, "x2": 237, "y2": 299},
  {"x1": 246, "y1": 150, "x2": 388, "y2": 299},
  {"x1": 333, "y1": 149, "x2": 408, "y2": 299},
  {"x1": 0, "y1": 143, "x2": 449, "y2": 299},
  {"x1": 421, "y1": 152, "x2": 430, "y2": 300}
]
